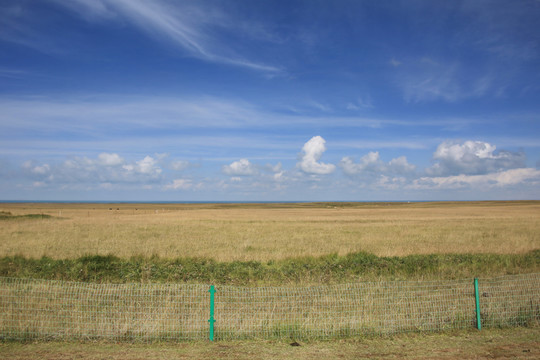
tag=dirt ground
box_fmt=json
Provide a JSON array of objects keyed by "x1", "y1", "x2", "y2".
[{"x1": 1, "y1": 327, "x2": 539, "y2": 359}]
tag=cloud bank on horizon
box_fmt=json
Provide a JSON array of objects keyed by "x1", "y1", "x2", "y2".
[
  {"x1": 0, "y1": 0, "x2": 539, "y2": 201},
  {"x1": 6, "y1": 135, "x2": 540, "y2": 201}
]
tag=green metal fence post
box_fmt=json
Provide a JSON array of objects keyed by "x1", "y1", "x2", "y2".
[
  {"x1": 474, "y1": 278, "x2": 482, "y2": 330},
  {"x1": 208, "y1": 285, "x2": 216, "y2": 341}
]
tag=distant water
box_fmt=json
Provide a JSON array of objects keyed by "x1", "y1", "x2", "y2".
[{"x1": 0, "y1": 200, "x2": 445, "y2": 204}]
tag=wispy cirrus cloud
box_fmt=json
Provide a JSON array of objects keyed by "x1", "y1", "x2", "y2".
[
  {"x1": 50, "y1": 0, "x2": 281, "y2": 73},
  {"x1": 0, "y1": 67, "x2": 30, "y2": 79},
  {"x1": 0, "y1": 95, "x2": 455, "y2": 157},
  {"x1": 395, "y1": 59, "x2": 494, "y2": 103},
  {"x1": 389, "y1": 1, "x2": 540, "y2": 104},
  {"x1": 0, "y1": 95, "x2": 497, "y2": 140},
  {"x1": 0, "y1": 1, "x2": 62, "y2": 54}
]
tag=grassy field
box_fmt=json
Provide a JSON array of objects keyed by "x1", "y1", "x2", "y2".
[
  {"x1": 1, "y1": 201, "x2": 539, "y2": 262},
  {"x1": 0, "y1": 201, "x2": 539, "y2": 350},
  {"x1": 1, "y1": 327, "x2": 539, "y2": 359},
  {"x1": 1, "y1": 201, "x2": 539, "y2": 284}
]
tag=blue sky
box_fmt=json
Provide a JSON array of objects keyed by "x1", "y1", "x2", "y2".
[{"x1": 1, "y1": 0, "x2": 539, "y2": 201}]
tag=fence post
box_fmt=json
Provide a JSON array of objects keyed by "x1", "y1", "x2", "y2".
[
  {"x1": 208, "y1": 285, "x2": 216, "y2": 341},
  {"x1": 474, "y1": 278, "x2": 482, "y2": 330}
]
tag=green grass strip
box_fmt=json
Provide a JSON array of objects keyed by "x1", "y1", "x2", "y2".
[
  {"x1": 0, "y1": 211, "x2": 53, "y2": 220},
  {"x1": 0, "y1": 250, "x2": 538, "y2": 285}
]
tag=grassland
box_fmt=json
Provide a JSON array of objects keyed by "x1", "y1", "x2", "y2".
[
  {"x1": 0, "y1": 201, "x2": 538, "y2": 352},
  {"x1": 1, "y1": 201, "x2": 539, "y2": 261},
  {"x1": 1, "y1": 201, "x2": 539, "y2": 284}
]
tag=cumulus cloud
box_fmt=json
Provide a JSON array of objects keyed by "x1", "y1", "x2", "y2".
[
  {"x1": 339, "y1": 152, "x2": 415, "y2": 175},
  {"x1": 340, "y1": 152, "x2": 382, "y2": 175},
  {"x1": 297, "y1": 136, "x2": 335, "y2": 175},
  {"x1": 222, "y1": 158, "x2": 258, "y2": 176},
  {"x1": 122, "y1": 155, "x2": 162, "y2": 176},
  {"x1": 413, "y1": 168, "x2": 540, "y2": 190},
  {"x1": 164, "y1": 178, "x2": 194, "y2": 190},
  {"x1": 427, "y1": 140, "x2": 525, "y2": 176},
  {"x1": 270, "y1": 163, "x2": 285, "y2": 181},
  {"x1": 22, "y1": 161, "x2": 49, "y2": 174},
  {"x1": 137, "y1": 156, "x2": 161, "y2": 175},
  {"x1": 98, "y1": 153, "x2": 124, "y2": 166},
  {"x1": 170, "y1": 160, "x2": 191, "y2": 171},
  {"x1": 388, "y1": 156, "x2": 416, "y2": 174},
  {"x1": 376, "y1": 175, "x2": 408, "y2": 190},
  {"x1": 20, "y1": 153, "x2": 164, "y2": 188},
  {"x1": 261, "y1": 162, "x2": 285, "y2": 181},
  {"x1": 31, "y1": 164, "x2": 51, "y2": 175}
]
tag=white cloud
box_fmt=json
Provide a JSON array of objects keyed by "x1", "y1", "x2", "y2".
[
  {"x1": 20, "y1": 154, "x2": 164, "y2": 188},
  {"x1": 32, "y1": 164, "x2": 51, "y2": 175},
  {"x1": 427, "y1": 140, "x2": 525, "y2": 176},
  {"x1": 273, "y1": 171, "x2": 285, "y2": 181},
  {"x1": 222, "y1": 158, "x2": 258, "y2": 176},
  {"x1": 137, "y1": 156, "x2": 161, "y2": 175},
  {"x1": 376, "y1": 175, "x2": 407, "y2": 190},
  {"x1": 170, "y1": 160, "x2": 190, "y2": 171},
  {"x1": 413, "y1": 168, "x2": 540, "y2": 190},
  {"x1": 340, "y1": 152, "x2": 382, "y2": 175},
  {"x1": 388, "y1": 156, "x2": 416, "y2": 174},
  {"x1": 98, "y1": 153, "x2": 124, "y2": 166},
  {"x1": 297, "y1": 136, "x2": 335, "y2": 175},
  {"x1": 339, "y1": 152, "x2": 415, "y2": 175},
  {"x1": 122, "y1": 155, "x2": 162, "y2": 176},
  {"x1": 269, "y1": 162, "x2": 282, "y2": 173},
  {"x1": 164, "y1": 178, "x2": 193, "y2": 190},
  {"x1": 270, "y1": 162, "x2": 285, "y2": 181},
  {"x1": 22, "y1": 161, "x2": 53, "y2": 176}
]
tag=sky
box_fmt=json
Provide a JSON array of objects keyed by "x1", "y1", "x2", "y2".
[{"x1": 1, "y1": 0, "x2": 539, "y2": 202}]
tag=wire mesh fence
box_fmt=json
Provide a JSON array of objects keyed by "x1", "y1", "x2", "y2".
[
  {"x1": 214, "y1": 279, "x2": 475, "y2": 339},
  {"x1": 0, "y1": 279, "x2": 209, "y2": 341},
  {"x1": 1, "y1": 273, "x2": 538, "y2": 341}
]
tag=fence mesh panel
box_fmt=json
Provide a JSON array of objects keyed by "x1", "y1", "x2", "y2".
[
  {"x1": 478, "y1": 274, "x2": 540, "y2": 328},
  {"x1": 215, "y1": 279, "x2": 474, "y2": 339},
  {"x1": 1, "y1": 273, "x2": 538, "y2": 341},
  {"x1": 0, "y1": 278, "x2": 209, "y2": 341}
]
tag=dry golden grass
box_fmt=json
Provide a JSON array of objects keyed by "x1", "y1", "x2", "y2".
[{"x1": 1, "y1": 201, "x2": 539, "y2": 261}]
